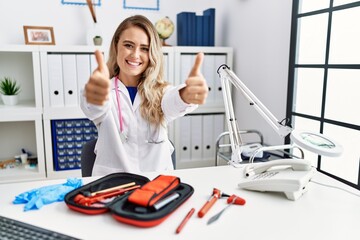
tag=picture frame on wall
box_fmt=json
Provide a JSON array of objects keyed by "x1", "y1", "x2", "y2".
[
  {"x1": 23, "y1": 26, "x2": 56, "y2": 45},
  {"x1": 60, "y1": 0, "x2": 101, "y2": 6}
]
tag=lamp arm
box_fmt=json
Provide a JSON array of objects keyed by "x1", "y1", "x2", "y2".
[
  {"x1": 217, "y1": 64, "x2": 293, "y2": 139},
  {"x1": 220, "y1": 71, "x2": 243, "y2": 164},
  {"x1": 217, "y1": 64, "x2": 343, "y2": 164}
]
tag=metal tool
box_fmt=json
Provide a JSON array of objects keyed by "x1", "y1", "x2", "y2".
[{"x1": 207, "y1": 194, "x2": 246, "y2": 225}]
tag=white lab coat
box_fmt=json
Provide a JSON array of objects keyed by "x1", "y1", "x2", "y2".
[{"x1": 80, "y1": 78, "x2": 197, "y2": 176}]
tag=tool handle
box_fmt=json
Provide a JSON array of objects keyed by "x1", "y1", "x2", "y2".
[
  {"x1": 91, "y1": 182, "x2": 136, "y2": 196},
  {"x1": 92, "y1": 185, "x2": 140, "y2": 203},
  {"x1": 198, "y1": 196, "x2": 218, "y2": 218},
  {"x1": 176, "y1": 208, "x2": 195, "y2": 234},
  {"x1": 77, "y1": 185, "x2": 140, "y2": 206}
]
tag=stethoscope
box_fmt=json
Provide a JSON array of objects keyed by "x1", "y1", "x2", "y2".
[{"x1": 114, "y1": 77, "x2": 164, "y2": 144}]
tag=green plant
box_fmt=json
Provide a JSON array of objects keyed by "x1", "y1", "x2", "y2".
[{"x1": 0, "y1": 77, "x2": 21, "y2": 95}]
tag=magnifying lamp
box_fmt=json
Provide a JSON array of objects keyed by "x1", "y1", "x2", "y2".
[{"x1": 217, "y1": 64, "x2": 343, "y2": 166}]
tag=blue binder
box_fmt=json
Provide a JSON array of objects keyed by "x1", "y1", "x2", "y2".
[
  {"x1": 177, "y1": 9, "x2": 215, "y2": 46},
  {"x1": 188, "y1": 13, "x2": 196, "y2": 46},
  {"x1": 202, "y1": 15, "x2": 210, "y2": 46},
  {"x1": 195, "y1": 15, "x2": 203, "y2": 46},
  {"x1": 177, "y1": 12, "x2": 188, "y2": 46},
  {"x1": 203, "y1": 8, "x2": 215, "y2": 46}
]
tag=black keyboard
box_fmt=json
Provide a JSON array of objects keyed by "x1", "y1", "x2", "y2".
[{"x1": 0, "y1": 215, "x2": 80, "y2": 240}]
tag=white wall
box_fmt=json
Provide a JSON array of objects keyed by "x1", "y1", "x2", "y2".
[
  {"x1": 0, "y1": 0, "x2": 293, "y2": 146},
  {"x1": 0, "y1": 0, "x2": 222, "y2": 47},
  {"x1": 222, "y1": 0, "x2": 293, "y2": 145}
]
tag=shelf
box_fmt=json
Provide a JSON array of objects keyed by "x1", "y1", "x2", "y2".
[
  {"x1": 193, "y1": 103, "x2": 227, "y2": 114},
  {"x1": 0, "y1": 99, "x2": 37, "y2": 109},
  {"x1": 43, "y1": 107, "x2": 86, "y2": 119},
  {"x1": 46, "y1": 169, "x2": 81, "y2": 180},
  {"x1": 0, "y1": 164, "x2": 46, "y2": 184},
  {"x1": 0, "y1": 45, "x2": 233, "y2": 183},
  {"x1": 0, "y1": 113, "x2": 45, "y2": 184},
  {"x1": 173, "y1": 46, "x2": 233, "y2": 54},
  {"x1": 0, "y1": 100, "x2": 42, "y2": 121},
  {"x1": 0, "y1": 50, "x2": 42, "y2": 111},
  {"x1": 0, "y1": 45, "x2": 40, "y2": 52},
  {"x1": 38, "y1": 45, "x2": 106, "y2": 53}
]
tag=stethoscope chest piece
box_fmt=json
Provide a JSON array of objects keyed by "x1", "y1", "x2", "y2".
[{"x1": 120, "y1": 132, "x2": 128, "y2": 143}]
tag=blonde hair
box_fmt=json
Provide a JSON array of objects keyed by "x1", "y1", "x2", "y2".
[{"x1": 107, "y1": 15, "x2": 169, "y2": 125}]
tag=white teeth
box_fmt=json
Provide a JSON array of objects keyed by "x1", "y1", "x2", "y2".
[{"x1": 127, "y1": 60, "x2": 140, "y2": 66}]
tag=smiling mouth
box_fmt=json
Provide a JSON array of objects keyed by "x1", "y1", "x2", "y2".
[{"x1": 126, "y1": 60, "x2": 142, "y2": 66}]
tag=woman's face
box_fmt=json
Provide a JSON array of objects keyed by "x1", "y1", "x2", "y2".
[{"x1": 116, "y1": 26, "x2": 150, "y2": 86}]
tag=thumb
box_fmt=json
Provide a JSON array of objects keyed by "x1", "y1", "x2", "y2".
[
  {"x1": 188, "y1": 52, "x2": 204, "y2": 77},
  {"x1": 94, "y1": 50, "x2": 109, "y2": 76}
]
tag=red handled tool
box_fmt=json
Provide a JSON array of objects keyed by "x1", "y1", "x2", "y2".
[
  {"x1": 176, "y1": 208, "x2": 195, "y2": 234},
  {"x1": 74, "y1": 185, "x2": 140, "y2": 206},
  {"x1": 227, "y1": 194, "x2": 246, "y2": 205},
  {"x1": 198, "y1": 188, "x2": 229, "y2": 218},
  {"x1": 207, "y1": 194, "x2": 246, "y2": 225}
]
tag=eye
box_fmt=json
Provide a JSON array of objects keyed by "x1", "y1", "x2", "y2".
[
  {"x1": 141, "y1": 47, "x2": 149, "y2": 52},
  {"x1": 124, "y1": 43, "x2": 133, "y2": 49}
]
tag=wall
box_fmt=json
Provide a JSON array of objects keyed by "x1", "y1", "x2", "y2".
[
  {"x1": 0, "y1": 0, "x2": 293, "y2": 146},
  {"x1": 222, "y1": 0, "x2": 293, "y2": 145},
  {"x1": 0, "y1": 0, "x2": 222, "y2": 47}
]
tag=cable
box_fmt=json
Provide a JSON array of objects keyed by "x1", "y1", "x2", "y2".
[{"x1": 310, "y1": 179, "x2": 360, "y2": 198}]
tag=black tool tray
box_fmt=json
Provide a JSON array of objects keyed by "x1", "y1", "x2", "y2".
[{"x1": 64, "y1": 172, "x2": 194, "y2": 227}]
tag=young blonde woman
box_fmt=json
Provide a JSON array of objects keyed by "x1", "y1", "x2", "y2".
[{"x1": 81, "y1": 15, "x2": 208, "y2": 176}]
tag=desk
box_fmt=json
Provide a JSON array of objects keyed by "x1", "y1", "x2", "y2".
[{"x1": 0, "y1": 165, "x2": 359, "y2": 240}]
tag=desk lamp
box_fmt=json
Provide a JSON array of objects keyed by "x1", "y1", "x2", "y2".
[{"x1": 217, "y1": 64, "x2": 343, "y2": 167}]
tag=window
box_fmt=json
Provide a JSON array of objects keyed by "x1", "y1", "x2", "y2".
[{"x1": 287, "y1": 0, "x2": 360, "y2": 190}]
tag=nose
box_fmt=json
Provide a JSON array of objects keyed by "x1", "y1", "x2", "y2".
[{"x1": 130, "y1": 48, "x2": 140, "y2": 58}]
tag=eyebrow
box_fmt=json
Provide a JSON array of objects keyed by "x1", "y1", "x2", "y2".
[{"x1": 122, "y1": 40, "x2": 149, "y2": 48}]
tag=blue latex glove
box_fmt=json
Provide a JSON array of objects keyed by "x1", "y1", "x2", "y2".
[{"x1": 13, "y1": 178, "x2": 82, "y2": 211}]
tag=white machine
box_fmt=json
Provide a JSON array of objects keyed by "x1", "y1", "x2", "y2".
[
  {"x1": 217, "y1": 64, "x2": 343, "y2": 200},
  {"x1": 241, "y1": 143, "x2": 263, "y2": 158}
]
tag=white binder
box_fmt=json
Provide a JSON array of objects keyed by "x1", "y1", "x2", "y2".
[
  {"x1": 47, "y1": 54, "x2": 64, "y2": 107},
  {"x1": 90, "y1": 53, "x2": 98, "y2": 73},
  {"x1": 76, "y1": 54, "x2": 91, "y2": 99},
  {"x1": 202, "y1": 54, "x2": 216, "y2": 102},
  {"x1": 180, "y1": 54, "x2": 194, "y2": 84},
  {"x1": 190, "y1": 115, "x2": 203, "y2": 161},
  {"x1": 62, "y1": 54, "x2": 78, "y2": 106},
  {"x1": 213, "y1": 114, "x2": 225, "y2": 150},
  {"x1": 179, "y1": 115, "x2": 191, "y2": 162},
  {"x1": 202, "y1": 114, "x2": 215, "y2": 160},
  {"x1": 163, "y1": 53, "x2": 169, "y2": 82},
  {"x1": 214, "y1": 54, "x2": 227, "y2": 103}
]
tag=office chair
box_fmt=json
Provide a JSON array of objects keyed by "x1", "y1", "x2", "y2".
[
  {"x1": 80, "y1": 139, "x2": 97, "y2": 177},
  {"x1": 80, "y1": 139, "x2": 176, "y2": 177}
]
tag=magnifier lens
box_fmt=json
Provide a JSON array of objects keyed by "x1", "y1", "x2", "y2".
[
  {"x1": 300, "y1": 132, "x2": 335, "y2": 149},
  {"x1": 290, "y1": 129, "x2": 343, "y2": 157}
]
